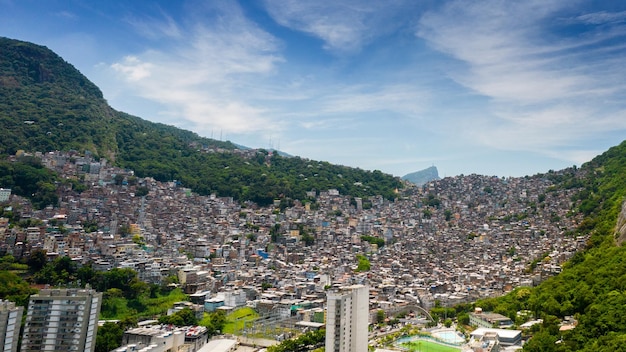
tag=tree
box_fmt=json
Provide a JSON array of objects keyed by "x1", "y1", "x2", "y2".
[
  {"x1": 457, "y1": 312, "x2": 470, "y2": 325},
  {"x1": 301, "y1": 232, "x2": 315, "y2": 246},
  {"x1": 267, "y1": 329, "x2": 325, "y2": 352},
  {"x1": 135, "y1": 186, "x2": 149, "y2": 197},
  {"x1": 361, "y1": 235, "x2": 384, "y2": 248},
  {"x1": 118, "y1": 223, "x2": 131, "y2": 237},
  {"x1": 523, "y1": 330, "x2": 559, "y2": 352},
  {"x1": 377, "y1": 309, "x2": 386, "y2": 324},
  {"x1": 270, "y1": 223, "x2": 281, "y2": 243},
  {"x1": 158, "y1": 308, "x2": 198, "y2": 326},
  {"x1": 200, "y1": 310, "x2": 226, "y2": 336},
  {"x1": 27, "y1": 249, "x2": 47, "y2": 272},
  {"x1": 113, "y1": 174, "x2": 124, "y2": 186},
  {"x1": 356, "y1": 254, "x2": 371, "y2": 272},
  {"x1": 0, "y1": 270, "x2": 36, "y2": 306},
  {"x1": 95, "y1": 322, "x2": 124, "y2": 352}
]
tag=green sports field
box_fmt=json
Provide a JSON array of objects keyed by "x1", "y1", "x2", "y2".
[{"x1": 400, "y1": 339, "x2": 461, "y2": 352}]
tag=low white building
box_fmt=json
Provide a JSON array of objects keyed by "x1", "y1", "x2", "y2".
[
  {"x1": 196, "y1": 338, "x2": 237, "y2": 352},
  {"x1": 470, "y1": 328, "x2": 522, "y2": 347}
]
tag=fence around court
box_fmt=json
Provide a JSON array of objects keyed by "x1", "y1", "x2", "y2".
[{"x1": 395, "y1": 332, "x2": 465, "y2": 349}]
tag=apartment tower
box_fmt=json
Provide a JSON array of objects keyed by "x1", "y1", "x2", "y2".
[
  {"x1": 21, "y1": 288, "x2": 102, "y2": 352},
  {"x1": 325, "y1": 284, "x2": 369, "y2": 352},
  {"x1": 0, "y1": 300, "x2": 23, "y2": 352}
]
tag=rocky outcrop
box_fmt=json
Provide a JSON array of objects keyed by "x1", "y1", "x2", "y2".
[
  {"x1": 402, "y1": 166, "x2": 440, "y2": 186},
  {"x1": 615, "y1": 199, "x2": 626, "y2": 245}
]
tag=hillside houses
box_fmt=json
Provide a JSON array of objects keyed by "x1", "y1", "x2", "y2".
[{"x1": 0, "y1": 151, "x2": 587, "y2": 322}]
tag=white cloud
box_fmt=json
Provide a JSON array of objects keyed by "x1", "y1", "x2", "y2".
[
  {"x1": 418, "y1": 0, "x2": 589, "y2": 103},
  {"x1": 319, "y1": 84, "x2": 429, "y2": 116},
  {"x1": 102, "y1": 0, "x2": 626, "y2": 175},
  {"x1": 262, "y1": 0, "x2": 414, "y2": 53},
  {"x1": 111, "y1": 56, "x2": 153, "y2": 81},
  {"x1": 417, "y1": 0, "x2": 626, "y2": 159},
  {"x1": 108, "y1": 2, "x2": 431, "y2": 141},
  {"x1": 125, "y1": 9, "x2": 183, "y2": 40},
  {"x1": 109, "y1": 3, "x2": 284, "y2": 135},
  {"x1": 576, "y1": 10, "x2": 626, "y2": 25}
]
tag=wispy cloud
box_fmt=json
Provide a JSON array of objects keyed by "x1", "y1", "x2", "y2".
[
  {"x1": 111, "y1": 56, "x2": 153, "y2": 81},
  {"x1": 102, "y1": 0, "x2": 626, "y2": 174},
  {"x1": 262, "y1": 0, "x2": 415, "y2": 54},
  {"x1": 124, "y1": 8, "x2": 182, "y2": 40},
  {"x1": 319, "y1": 84, "x2": 429, "y2": 116},
  {"x1": 55, "y1": 11, "x2": 77, "y2": 20},
  {"x1": 417, "y1": 0, "x2": 626, "y2": 162},
  {"x1": 110, "y1": 2, "x2": 283, "y2": 134},
  {"x1": 576, "y1": 10, "x2": 626, "y2": 25},
  {"x1": 108, "y1": 1, "x2": 433, "y2": 142}
]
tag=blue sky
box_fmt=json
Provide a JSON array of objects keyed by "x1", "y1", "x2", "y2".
[{"x1": 2, "y1": 0, "x2": 626, "y2": 178}]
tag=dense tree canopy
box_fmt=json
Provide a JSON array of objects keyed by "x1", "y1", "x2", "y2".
[
  {"x1": 158, "y1": 307, "x2": 198, "y2": 326},
  {"x1": 0, "y1": 156, "x2": 59, "y2": 208},
  {"x1": 0, "y1": 270, "x2": 36, "y2": 306},
  {"x1": 267, "y1": 329, "x2": 325, "y2": 352}
]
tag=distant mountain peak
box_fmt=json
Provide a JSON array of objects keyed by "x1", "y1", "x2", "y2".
[{"x1": 402, "y1": 166, "x2": 440, "y2": 186}]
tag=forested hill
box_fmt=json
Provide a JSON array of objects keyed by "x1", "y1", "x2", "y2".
[
  {"x1": 0, "y1": 37, "x2": 236, "y2": 158},
  {"x1": 476, "y1": 140, "x2": 626, "y2": 351},
  {"x1": 0, "y1": 37, "x2": 402, "y2": 205}
]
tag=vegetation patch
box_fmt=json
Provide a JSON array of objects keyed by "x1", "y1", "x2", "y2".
[
  {"x1": 400, "y1": 339, "x2": 461, "y2": 352},
  {"x1": 222, "y1": 307, "x2": 259, "y2": 334}
]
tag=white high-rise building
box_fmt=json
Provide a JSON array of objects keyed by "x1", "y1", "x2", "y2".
[
  {"x1": 0, "y1": 300, "x2": 23, "y2": 352},
  {"x1": 325, "y1": 284, "x2": 369, "y2": 352},
  {"x1": 21, "y1": 288, "x2": 102, "y2": 352},
  {"x1": 0, "y1": 189, "x2": 11, "y2": 202}
]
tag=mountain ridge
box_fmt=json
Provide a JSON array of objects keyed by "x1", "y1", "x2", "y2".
[{"x1": 0, "y1": 37, "x2": 402, "y2": 205}]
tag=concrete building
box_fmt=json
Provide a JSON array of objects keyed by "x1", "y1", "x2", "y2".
[
  {"x1": 197, "y1": 338, "x2": 237, "y2": 352},
  {"x1": 470, "y1": 328, "x2": 522, "y2": 347},
  {"x1": 0, "y1": 189, "x2": 10, "y2": 203},
  {"x1": 325, "y1": 285, "x2": 369, "y2": 352},
  {"x1": 21, "y1": 288, "x2": 102, "y2": 352},
  {"x1": 0, "y1": 300, "x2": 23, "y2": 352},
  {"x1": 118, "y1": 325, "x2": 208, "y2": 352},
  {"x1": 118, "y1": 326, "x2": 185, "y2": 352},
  {"x1": 469, "y1": 308, "x2": 513, "y2": 328}
]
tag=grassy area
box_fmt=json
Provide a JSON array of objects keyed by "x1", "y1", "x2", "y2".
[
  {"x1": 222, "y1": 307, "x2": 259, "y2": 334},
  {"x1": 144, "y1": 288, "x2": 188, "y2": 316},
  {"x1": 401, "y1": 340, "x2": 461, "y2": 352},
  {"x1": 100, "y1": 288, "x2": 188, "y2": 320}
]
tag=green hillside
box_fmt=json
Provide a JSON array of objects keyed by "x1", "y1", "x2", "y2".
[
  {"x1": 0, "y1": 37, "x2": 402, "y2": 205},
  {"x1": 0, "y1": 37, "x2": 235, "y2": 158},
  {"x1": 0, "y1": 37, "x2": 116, "y2": 157},
  {"x1": 474, "y1": 141, "x2": 626, "y2": 351}
]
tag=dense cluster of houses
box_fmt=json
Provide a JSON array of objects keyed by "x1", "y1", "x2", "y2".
[{"x1": 0, "y1": 151, "x2": 585, "y2": 341}]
